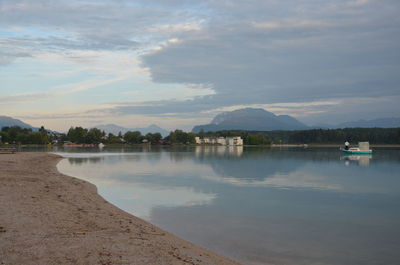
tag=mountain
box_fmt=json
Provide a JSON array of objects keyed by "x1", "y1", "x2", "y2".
[
  {"x1": 192, "y1": 108, "x2": 308, "y2": 133},
  {"x1": 94, "y1": 124, "x2": 169, "y2": 137},
  {"x1": 94, "y1": 124, "x2": 128, "y2": 135},
  {"x1": 310, "y1": 123, "x2": 332, "y2": 129},
  {"x1": 139, "y1": 124, "x2": 170, "y2": 137},
  {"x1": 312, "y1": 117, "x2": 400, "y2": 129},
  {"x1": 0, "y1": 116, "x2": 33, "y2": 129},
  {"x1": 335, "y1": 118, "x2": 400, "y2": 128}
]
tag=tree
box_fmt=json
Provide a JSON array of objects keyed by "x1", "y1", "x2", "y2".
[
  {"x1": 107, "y1": 133, "x2": 123, "y2": 144},
  {"x1": 67, "y1": 127, "x2": 87, "y2": 143},
  {"x1": 245, "y1": 134, "x2": 271, "y2": 145},
  {"x1": 123, "y1": 131, "x2": 142, "y2": 144},
  {"x1": 167, "y1": 130, "x2": 195, "y2": 144},
  {"x1": 86, "y1": 128, "x2": 103, "y2": 144},
  {"x1": 0, "y1": 126, "x2": 48, "y2": 144},
  {"x1": 28, "y1": 132, "x2": 48, "y2": 144},
  {"x1": 145, "y1": 133, "x2": 162, "y2": 144},
  {"x1": 39, "y1": 126, "x2": 47, "y2": 133}
]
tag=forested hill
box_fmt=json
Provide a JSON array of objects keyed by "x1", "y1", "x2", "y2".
[
  {"x1": 199, "y1": 128, "x2": 400, "y2": 145},
  {"x1": 284, "y1": 128, "x2": 400, "y2": 144}
]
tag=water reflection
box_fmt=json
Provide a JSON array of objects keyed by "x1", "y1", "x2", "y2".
[
  {"x1": 58, "y1": 151, "x2": 216, "y2": 219},
  {"x1": 56, "y1": 147, "x2": 400, "y2": 265},
  {"x1": 341, "y1": 154, "x2": 372, "y2": 166},
  {"x1": 195, "y1": 145, "x2": 244, "y2": 157},
  {"x1": 67, "y1": 156, "x2": 103, "y2": 165},
  {"x1": 57, "y1": 148, "x2": 400, "y2": 195}
]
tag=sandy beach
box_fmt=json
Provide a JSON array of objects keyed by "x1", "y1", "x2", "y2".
[{"x1": 0, "y1": 152, "x2": 241, "y2": 265}]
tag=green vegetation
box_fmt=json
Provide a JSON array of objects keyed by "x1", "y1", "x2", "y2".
[
  {"x1": 165, "y1": 130, "x2": 196, "y2": 144},
  {"x1": 67, "y1": 127, "x2": 104, "y2": 144},
  {"x1": 0, "y1": 126, "x2": 49, "y2": 144},
  {"x1": 122, "y1": 131, "x2": 162, "y2": 144},
  {"x1": 200, "y1": 128, "x2": 400, "y2": 145},
  {"x1": 246, "y1": 134, "x2": 271, "y2": 145},
  {"x1": 66, "y1": 127, "x2": 164, "y2": 145},
  {"x1": 123, "y1": 131, "x2": 142, "y2": 144},
  {"x1": 145, "y1": 132, "x2": 162, "y2": 144},
  {"x1": 2, "y1": 126, "x2": 399, "y2": 146},
  {"x1": 281, "y1": 128, "x2": 400, "y2": 144}
]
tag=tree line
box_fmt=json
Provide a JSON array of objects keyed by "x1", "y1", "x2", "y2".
[
  {"x1": 285, "y1": 128, "x2": 400, "y2": 144},
  {"x1": 66, "y1": 127, "x2": 192, "y2": 145},
  {"x1": 0, "y1": 126, "x2": 196, "y2": 145},
  {"x1": 200, "y1": 128, "x2": 400, "y2": 145},
  {"x1": 0, "y1": 126, "x2": 49, "y2": 145},
  {"x1": 1, "y1": 126, "x2": 399, "y2": 145}
]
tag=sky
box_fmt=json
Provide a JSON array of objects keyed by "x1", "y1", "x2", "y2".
[{"x1": 1, "y1": 0, "x2": 399, "y2": 132}]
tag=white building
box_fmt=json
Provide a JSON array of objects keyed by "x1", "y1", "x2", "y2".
[
  {"x1": 227, "y1": 136, "x2": 243, "y2": 146},
  {"x1": 217, "y1": 137, "x2": 226, "y2": 145},
  {"x1": 195, "y1": 136, "x2": 243, "y2": 146}
]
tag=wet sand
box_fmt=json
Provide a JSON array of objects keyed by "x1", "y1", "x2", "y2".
[{"x1": 0, "y1": 152, "x2": 241, "y2": 265}]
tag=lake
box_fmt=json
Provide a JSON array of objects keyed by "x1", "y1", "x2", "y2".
[{"x1": 55, "y1": 146, "x2": 400, "y2": 265}]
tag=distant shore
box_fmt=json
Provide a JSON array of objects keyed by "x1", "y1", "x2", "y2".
[
  {"x1": 271, "y1": 144, "x2": 400, "y2": 148},
  {"x1": 3, "y1": 143, "x2": 400, "y2": 149},
  {"x1": 0, "y1": 152, "x2": 240, "y2": 265}
]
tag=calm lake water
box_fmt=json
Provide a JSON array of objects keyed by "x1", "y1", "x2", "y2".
[{"x1": 55, "y1": 146, "x2": 400, "y2": 265}]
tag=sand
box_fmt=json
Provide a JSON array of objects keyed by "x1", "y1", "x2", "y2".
[{"x1": 0, "y1": 152, "x2": 241, "y2": 265}]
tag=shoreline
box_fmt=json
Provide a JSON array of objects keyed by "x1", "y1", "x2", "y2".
[
  {"x1": 3, "y1": 143, "x2": 400, "y2": 149},
  {"x1": 0, "y1": 152, "x2": 241, "y2": 265}
]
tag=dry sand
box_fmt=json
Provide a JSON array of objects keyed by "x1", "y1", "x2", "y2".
[{"x1": 0, "y1": 152, "x2": 241, "y2": 265}]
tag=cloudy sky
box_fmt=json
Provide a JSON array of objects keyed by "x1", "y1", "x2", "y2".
[{"x1": 1, "y1": 0, "x2": 399, "y2": 131}]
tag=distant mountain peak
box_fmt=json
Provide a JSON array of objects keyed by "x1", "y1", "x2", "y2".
[
  {"x1": 93, "y1": 124, "x2": 169, "y2": 137},
  {"x1": 193, "y1": 108, "x2": 308, "y2": 133},
  {"x1": 0, "y1": 116, "x2": 33, "y2": 129},
  {"x1": 335, "y1": 117, "x2": 400, "y2": 128},
  {"x1": 147, "y1": 124, "x2": 164, "y2": 130},
  {"x1": 312, "y1": 117, "x2": 400, "y2": 129},
  {"x1": 211, "y1": 108, "x2": 276, "y2": 125}
]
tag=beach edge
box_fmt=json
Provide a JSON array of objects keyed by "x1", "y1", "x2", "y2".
[{"x1": 0, "y1": 152, "x2": 241, "y2": 265}]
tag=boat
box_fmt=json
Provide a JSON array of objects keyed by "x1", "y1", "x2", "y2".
[
  {"x1": 341, "y1": 147, "x2": 372, "y2": 155},
  {"x1": 340, "y1": 141, "x2": 372, "y2": 154}
]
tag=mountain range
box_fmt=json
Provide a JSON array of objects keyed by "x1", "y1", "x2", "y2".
[
  {"x1": 0, "y1": 116, "x2": 169, "y2": 136},
  {"x1": 0, "y1": 116, "x2": 33, "y2": 129},
  {"x1": 314, "y1": 117, "x2": 400, "y2": 129},
  {"x1": 192, "y1": 108, "x2": 309, "y2": 133},
  {"x1": 192, "y1": 108, "x2": 400, "y2": 133},
  {"x1": 1, "y1": 113, "x2": 399, "y2": 135},
  {"x1": 93, "y1": 124, "x2": 170, "y2": 137}
]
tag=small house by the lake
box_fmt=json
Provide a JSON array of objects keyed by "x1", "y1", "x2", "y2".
[{"x1": 195, "y1": 136, "x2": 243, "y2": 146}]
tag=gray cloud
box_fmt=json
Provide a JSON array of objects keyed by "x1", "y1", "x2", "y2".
[
  {"x1": 0, "y1": 0, "x2": 204, "y2": 59},
  {"x1": 108, "y1": 96, "x2": 217, "y2": 116},
  {"x1": 0, "y1": 51, "x2": 30, "y2": 65},
  {"x1": 0, "y1": 37, "x2": 33, "y2": 65},
  {"x1": 136, "y1": 0, "x2": 400, "y2": 123}
]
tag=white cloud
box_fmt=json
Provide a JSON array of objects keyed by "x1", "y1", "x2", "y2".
[
  {"x1": 0, "y1": 93, "x2": 52, "y2": 104},
  {"x1": 148, "y1": 22, "x2": 203, "y2": 34},
  {"x1": 55, "y1": 76, "x2": 129, "y2": 94}
]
